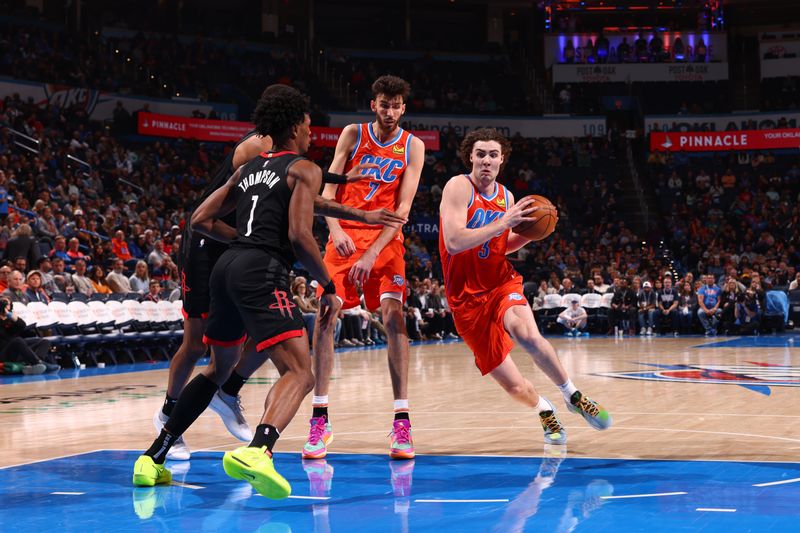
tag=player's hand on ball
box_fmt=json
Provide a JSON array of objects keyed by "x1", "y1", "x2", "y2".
[
  {"x1": 364, "y1": 208, "x2": 407, "y2": 228},
  {"x1": 319, "y1": 293, "x2": 342, "y2": 327},
  {"x1": 332, "y1": 230, "x2": 357, "y2": 258},
  {"x1": 504, "y1": 197, "x2": 540, "y2": 229},
  {"x1": 345, "y1": 163, "x2": 380, "y2": 182}
]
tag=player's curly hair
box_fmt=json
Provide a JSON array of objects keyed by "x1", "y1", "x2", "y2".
[
  {"x1": 252, "y1": 84, "x2": 310, "y2": 141},
  {"x1": 372, "y1": 75, "x2": 411, "y2": 101},
  {"x1": 459, "y1": 128, "x2": 512, "y2": 171}
]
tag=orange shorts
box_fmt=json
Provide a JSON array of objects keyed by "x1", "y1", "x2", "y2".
[
  {"x1": 450, "y1": 278, "x2": 527, "y2": 375},
  {"x1": 318, "y1": 235, "x2": 406, "y2": 311}
]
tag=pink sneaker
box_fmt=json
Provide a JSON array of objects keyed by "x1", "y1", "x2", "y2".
[
  {"x1": 389, "y1": 459, "x2": 415, "y2": 497},
  {"x1": 302, "y1": 417, "x2": 334, "y2": 459},
  {"x1": 389, "y1": 419, "x2": 415, "y2": 460},
  {"x1": 302, "y1": 459, "x2": 334, "y2": 497}
]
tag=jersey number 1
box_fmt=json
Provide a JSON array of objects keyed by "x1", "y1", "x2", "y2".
[{"x1": 245, "y1": 195, "x2": 259, "y2": 236}]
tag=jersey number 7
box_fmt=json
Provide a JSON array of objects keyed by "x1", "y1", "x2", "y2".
[{"x1": 364, "y1": 181, "x2": 380, "y2": 201}]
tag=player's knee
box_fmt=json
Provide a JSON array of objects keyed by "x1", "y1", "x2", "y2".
[
  {"x1": 298, "y1": 367, "x2": 315, "y2": 394},
  {"x1": 383, "y1": 307, "x2": 405, "y2": 333},
  {"x1": 185, "y1": 339, "x2": 208, "y2": 360}
]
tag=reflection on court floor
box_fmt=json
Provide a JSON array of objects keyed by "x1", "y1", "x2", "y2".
[{"x1": 2, "y1": 449, "x2": 799, "y2": 532}]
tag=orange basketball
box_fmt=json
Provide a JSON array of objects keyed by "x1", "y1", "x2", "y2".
[{"x1": 512, "y1": 195, "x2": 558, "y2": 242}]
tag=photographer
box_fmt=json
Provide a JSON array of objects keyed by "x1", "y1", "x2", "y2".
[
  {"x1": 0, "y1": 298, "x2": 59, "y2": 373},
  {"x1": 734, "y1": 290, "x2": 761, "y2": 335}
]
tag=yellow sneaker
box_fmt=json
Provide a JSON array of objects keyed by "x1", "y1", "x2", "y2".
[
  {"x1": 132, "y1": 455, "x2": 172, "y2": 487},
  {"x1": 223, "y1": 445, "x2": 291, "y2": 500}
]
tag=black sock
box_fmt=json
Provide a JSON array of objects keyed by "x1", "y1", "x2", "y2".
[
  {"x1": 161, "y1": 395, "x2": 178, "y2": 417},
  {"x1": 164, "y1": 374, "x2": 219, "y2": 436},
  {"x1": 394, "y1": 411, "x2": 410, "y2": 421},
  {"x1": 220, "y1": 371, "x2": 248, "y2": 397},
  {"x1": 145, "y1": 429, "x2": 177, "y2": 464},
  {"x1": 249, "y1": 424, "x2": 280, "y2": 452},
  {"x1": 312, "y1": 405, "x2": 328, "y2": 420}
]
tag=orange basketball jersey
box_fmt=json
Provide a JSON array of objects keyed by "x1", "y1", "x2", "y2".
[
  {"x1": 336, "y1": 122, "x2": 414, "y2": 232},
  {"x1": 439, "y1": 175, "x2": 518, "y2": 308}
]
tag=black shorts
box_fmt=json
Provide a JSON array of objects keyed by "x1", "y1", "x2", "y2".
[
  {"x1": 178, "y1": 228, "x2": 227, "y2": 319},
  {"x1": 203, "y1": 247, "x2": 306, "y2": 352}
]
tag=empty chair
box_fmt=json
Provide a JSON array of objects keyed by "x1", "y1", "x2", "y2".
[{"x1": 581, "y1": 293, "x2": 604, "y2": 332}]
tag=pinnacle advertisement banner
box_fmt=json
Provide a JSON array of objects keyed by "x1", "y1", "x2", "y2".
[{"x1": 649, "y1": 129, "x2": 800, "y2": 152}]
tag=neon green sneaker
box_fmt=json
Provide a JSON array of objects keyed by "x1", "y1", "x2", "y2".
[
  {"x1": 132, "y1": 487, "x2": 167, "y2": 519},
  {"x1": 223, "y1": 445, "x2": 291, "y2": 500},
  {"x1": 132, "y1": 455, "x2": 172, "y2": 487},
  {"x1": 567, "y1": 391, "x2": 612, "y2": 430}
]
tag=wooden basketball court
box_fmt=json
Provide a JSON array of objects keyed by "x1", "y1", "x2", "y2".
[{"x1": 3, "y1": 335, "x2": 799, "y2": 531}]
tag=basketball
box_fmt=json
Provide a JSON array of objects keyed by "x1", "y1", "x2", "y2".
[{"x1": 512, "y1": 195, "x2": 558, "y2": 242}]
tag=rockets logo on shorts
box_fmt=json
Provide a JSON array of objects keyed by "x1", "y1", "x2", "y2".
[
  {"x1": 508, "y1": 293, "x2": 523, "y2": 301},
  {"x1": 393, "y1": 275, "x2": 405, "y2": 287}
]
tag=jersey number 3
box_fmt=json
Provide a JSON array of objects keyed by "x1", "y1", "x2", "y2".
[{"x1": 245, "y1": 195, "x2": 259, "y2": 236}]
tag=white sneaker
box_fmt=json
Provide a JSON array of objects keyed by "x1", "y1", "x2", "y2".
[
  {"x1": 152, "y1": 408, "x2": 191, "y2": 460},
  {"x1": 639, "y1": 328, "x2": 646, "y2": 336},
  {"x1": 209, "y1": 390, "x2": 253, "y2": 442},
  {"x1": 646, "y1": 327, "x2": 652, "y2": 336}
]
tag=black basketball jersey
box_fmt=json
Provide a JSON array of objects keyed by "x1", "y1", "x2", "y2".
[
  {"x1": 194, "y1": 129, "x2": 260, "y2": 228},
  {"x1": 230, "y1": 151, "x2": 305, "y2": 269}
]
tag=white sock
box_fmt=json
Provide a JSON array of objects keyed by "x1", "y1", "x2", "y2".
[
  {"x1": 394, "y1": 399, "x2": 409, "y2": 411},
  {"x1": 557, "y1": 379, "x2": 578, "y2": 402},
  {"x1": 312, "y1": 395, "x2": 329, "y2": 406},
  {"x1": 534, "y1": 395, "x2": 554, "y2": 414}
]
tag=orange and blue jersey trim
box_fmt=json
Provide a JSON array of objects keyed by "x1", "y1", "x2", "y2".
[
  {"x1": 367, "y1": 122, "x2": 404, "y2": 148},
  {"x1": 348, "y1": 124, "x2": 362, "y2": 161}
]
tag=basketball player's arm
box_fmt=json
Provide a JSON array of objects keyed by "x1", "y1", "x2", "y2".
[
  {"x1": 347, "y1": 137, "x2": 425, "y2": 284},
  {"x1": 313, "y1": 197, "x2": 406, "y2": 227},
  {"x1": 322, "y1": 124, "x2": 360, "y2": 257},
  {"x1": 288, "y1": 161, "x2": 340, "y2": 325},
  {"x1": 189, "y1": 167, "x2": 240, "y2": 243},
  {"x1": 440, "y1": 177, "x2": 538, "y2": 255}
]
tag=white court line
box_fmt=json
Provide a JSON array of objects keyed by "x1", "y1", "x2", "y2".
[
  {"x1": 0, "y1": 449, "x2": 105, "y2": 470},
  {"x1": 51, "y1": 492, "x2": 84, "y2": 495},
  {"x1": 170, "y1": 481, "x2": 205, "y2": 490},
  {"x1": 287, "y1": 495, "x2": 331, "y2": 501},
  {"x1": 696, "y1": 508, "x2": 736, "y2": 513},
  {"x1": 415, "y1": 499, "x2": 509, "y2": 503},
  {"x1": 601, "y1": 491, "x2": 687, "y2": 500},
  {"x1": 753, "y1": 477, "x2": 800, "y2": 487},
  {"x1": 321, "y1": 411, "x2": 800, "y2": 419},
  {"x1": 90, "y1": 449, "x2": 800, "y2": 466},
  {"x1": 258, "y1": 425, "x2": 800, "y2": 446}
]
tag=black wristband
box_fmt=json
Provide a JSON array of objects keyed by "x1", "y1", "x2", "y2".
[
  {"x1": 322, "y1": 280, "x2": 336, "y2": 295},
  {"x1": 322, "y1": 170, "x2": 347, "y2": 184}
]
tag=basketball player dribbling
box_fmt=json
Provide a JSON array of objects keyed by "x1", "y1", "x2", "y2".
[
  {"x1": 439, "y1": 128, "x2": 612, "y2": 445},
  {"x1": 304, "y1": 75, "x2": 425, "y2": 460},
  {"x1": 157, "y1": 88, "x2": 402, "y2": 461},
  {"x1": 133, "y1": 84, "x2": 384, "y2": 498}
]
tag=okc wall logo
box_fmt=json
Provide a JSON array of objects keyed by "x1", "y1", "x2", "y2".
[
  {"x1": 596, "y1": 361, "x2": 800, "y2": 395},
  {"x1": 42, "y1": 84, "x2": 100, "y2": 114}
]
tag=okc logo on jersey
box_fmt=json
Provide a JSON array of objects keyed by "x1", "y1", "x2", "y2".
[
  {"x1": 466, "y1": 208, "x2": 505, "y2": 229},
  {"x1": 358, "y1": 154, "x2": 404, "y2": 183},
  {"x1": 392, "y1": 275, "x2": 405, "y2": 286},
  {"x1": 508, "y1": 293, "x2": 523, "y2": 301}
]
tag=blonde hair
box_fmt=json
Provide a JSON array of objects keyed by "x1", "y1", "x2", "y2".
[{"x1": 13, "y1": 223, "x2": 33, "y2": 238}]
